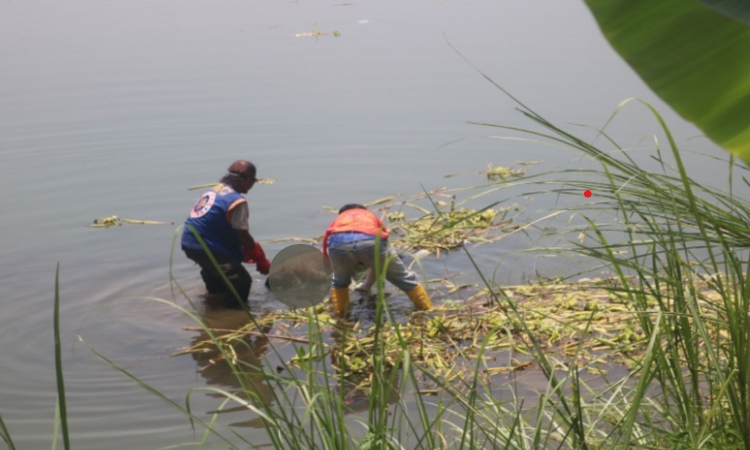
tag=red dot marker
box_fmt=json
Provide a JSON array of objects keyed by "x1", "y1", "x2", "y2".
[{"x1": 584, "y1": 190, "x2": 592, "y2": 198}]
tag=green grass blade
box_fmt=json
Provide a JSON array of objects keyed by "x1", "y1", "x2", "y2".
[
  {"x1": 0, "y1": 411, "x2": 16, "y2": 450},
  {"x1": 53, "y1": 263, "x2": 71, "y2": 450}
]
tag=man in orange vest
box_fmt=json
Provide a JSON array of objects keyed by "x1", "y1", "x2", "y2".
[{"x1": 323, "y1": 204, "x2": 433, "y2": 316}]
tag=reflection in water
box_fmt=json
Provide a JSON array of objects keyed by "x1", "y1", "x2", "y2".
[
  {"x1": 328, "y1": 324, "x2": 401, "y2": 414},
  {"x1": 188, "y1": 304, "x2": 275, "y2": 428},
  {"x1": 185, "y1": 297, "x2": 404, "y2": 428}
]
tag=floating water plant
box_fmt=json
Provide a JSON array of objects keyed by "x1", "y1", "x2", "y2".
[
  {"x1": 322, "y1": 189, "x2": 521, "y2": 256},
  {"x1": 294, "y1": 23, "x2": 340, "y2": 38},
  {"x1": 386, "y1": 203, "x2": 514, "y2": 255},
  {"x1": 481, "y1": 163, "x2": 527, "y2": 181},
  {"x1": 187, "y1": 178, "x2": 276, "y2": 191},
  {"x1": 90, "y1": 216, "x2": 174, "y2": 228},
  {"x1": 173, "y1": 275, "x2": 732, "y2": 389}
]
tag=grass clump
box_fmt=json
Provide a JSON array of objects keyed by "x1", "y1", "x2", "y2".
[{"x1": 465, "y1": 87, "x2": 750, "y2": 447}]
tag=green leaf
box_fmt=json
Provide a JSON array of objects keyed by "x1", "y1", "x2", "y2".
[
  {"x1": 53, "y1": 263, "x2": 71, "y2": 450},
  {"x1": 584, "y1": 0, "x2": 750, "y2": 164}
]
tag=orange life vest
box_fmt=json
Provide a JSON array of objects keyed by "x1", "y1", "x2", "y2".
[{"x1": 323, "y1": 209, "x2": 389, "y2": 257}]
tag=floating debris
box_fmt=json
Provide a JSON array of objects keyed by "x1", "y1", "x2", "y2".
[
  {"x1": 387, "y1": 204, "x2": 514, "y2": 254},
  {"x1": 190, "y1": 274, "x2": 731, "y2": 389},
  {"x1": 187, "y1": 178, "x2": 275, "y2": 191},
  {"x1": 262, "y1": 237, "x2": 320, "y2": 245},
  {"x1": 294, "y1": 24, "x2": 340, "y2": 38},
  {"x1": 321, "y1": 190, "x2": 520, "y2": 255},
  {"x1": 481, "y1": 163, "x2": 527, "y2": 181},
  {"x1": 176, "y1": 276, "x2": 716, "y2": 389},
  {"x1": 90, "y1": 216, "x2": 173, "y2": 228}
]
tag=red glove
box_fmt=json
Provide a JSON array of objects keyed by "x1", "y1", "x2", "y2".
[
  {"x1": 243, "y1": 242, "x2": 271, "y2": 275},
  {"x1": 242, "y1": 247, "x2": 257, "y2": 263},
  {"x1": 256, "y1": 258, "x2": 271, "y2": 275}
]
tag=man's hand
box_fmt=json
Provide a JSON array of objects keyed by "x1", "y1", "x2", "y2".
[
  {"x1": 242, "y1": 247, "x2": 257, "y2": 263},
  {"x1": 256, "y1": 258, "x2": 271, "y2": 275},
  {"x1": 243, "y1": 242, "x2": 271, "y2": 275}
]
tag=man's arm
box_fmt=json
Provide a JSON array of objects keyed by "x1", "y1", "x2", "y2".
[
  {"x1": 236, "y1": 229, "x2": 255, "y2": 250},
  {"x1": 229, "y1": 201, "x2": 269, "y2": 274},
  {"x1": 229, "y1": 201, "x2": 255, "y2": 250}
]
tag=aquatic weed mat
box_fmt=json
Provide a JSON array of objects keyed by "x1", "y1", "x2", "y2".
[
  {"x1": 173, "y1": 275, "x2": 731, "y2": 390},
  {"x1": 372, "y1": 188, "x2": 520, "y2": 255},
  {"x1": 264, "y1": 185, "x2": 526, "y2": 256}
]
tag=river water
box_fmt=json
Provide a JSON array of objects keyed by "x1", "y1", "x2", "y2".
[{"x1": 0, "y1": 0, "x2": 735, "y2": 448}]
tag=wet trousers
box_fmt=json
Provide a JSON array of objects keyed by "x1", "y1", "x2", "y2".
[
  {"x1": 327, "y1": 239, "x2": 418, "y2": 292},
  {"x1": 183, "y1": 247, "x2": 252, "y2": 307}
]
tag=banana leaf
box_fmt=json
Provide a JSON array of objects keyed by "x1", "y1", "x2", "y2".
[{"x1": 583, "y1": 0, "x2": 750, "y2": 164}]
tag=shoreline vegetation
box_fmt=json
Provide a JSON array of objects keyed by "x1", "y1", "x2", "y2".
[
  {"x1": 6, "y1": 99, "x2": 750, "y2": 449},
  {"x1": 174, "y1": 273, "x2": 731, "y2": 391}
]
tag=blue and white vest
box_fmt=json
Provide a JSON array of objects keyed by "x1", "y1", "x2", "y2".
[{"x1": 181, "y1": 183, "x2": 245, "y2": 260}]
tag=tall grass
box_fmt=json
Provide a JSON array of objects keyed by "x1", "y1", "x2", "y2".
[
  {"x1": 0, "y1": 264, "x2": 71, "y2": 450},
  {"x1": 53, "y1": 263, "x2": 71, "y2": 450},
  {"x1": 468, "y1": 92, "x2": 750, "y2": 448}
]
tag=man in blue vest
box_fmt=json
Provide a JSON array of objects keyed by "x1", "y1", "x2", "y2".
[{"x1": 181, "y1": 160, "x2": 271, "y2": 308}]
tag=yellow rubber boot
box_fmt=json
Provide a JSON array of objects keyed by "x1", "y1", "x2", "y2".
[
  {"x1": 330, "y1": 288, "x2": 350, "y2": 316},
  {"x1": 406, "y1": 284, "x2": 433, "y2": 311}
]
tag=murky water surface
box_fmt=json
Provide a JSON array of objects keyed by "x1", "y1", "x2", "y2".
[{"x1": 0, "y1": 0, "x2": 734, "y2": 447}]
